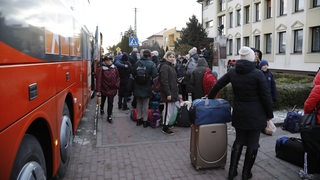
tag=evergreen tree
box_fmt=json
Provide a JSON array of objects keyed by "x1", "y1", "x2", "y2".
[
  {"x1": 118, "y1": 26, "x2": 137, "y2": 54},
  {"x1": 175, "y1": 15, "x2": 211, "y2": 56}
]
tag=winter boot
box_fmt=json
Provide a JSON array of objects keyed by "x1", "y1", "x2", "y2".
[
  {"x1": 136, "y1": 118, "x2": 143, "y2": 126},
  {"x1": 242, "y1": 148, "x2": 258, "y2": 180},
  {"x1": 122, "y1": 104, "x2": 129, "y2": 111},
  {"x1": 143, "y1": 121, "x2": 148, "y2": 128},
  {"x1": 228, "y1": 144, "x2": 243, "y2": 180},
  {"x1": 107, "y1": 116, "x2": 112, "y2": 124}
]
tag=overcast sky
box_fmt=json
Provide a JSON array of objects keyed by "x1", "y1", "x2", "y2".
[{"x1": 89, "y1": 0, "x2": 202, "y2": 48}]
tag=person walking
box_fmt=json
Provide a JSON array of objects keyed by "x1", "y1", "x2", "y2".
[
  {"x1": 159, "y1": 51, "x2": 179, "y2": 135},
  {"x1": 133, "y1": 49, "x2": 158, "y2": 128},
  {"x1": 207, "y1": 46, "x2": 274, "y2": 180},
  {"x1": 96, "y1": 55, "x2": 120, "y2": 123}
]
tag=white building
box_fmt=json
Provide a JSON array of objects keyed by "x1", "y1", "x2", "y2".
[{"x1": 197, "y1": 0, "x2": 320, "y2": 72}]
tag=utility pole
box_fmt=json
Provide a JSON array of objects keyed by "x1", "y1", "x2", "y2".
[{"x1": 134, "y1": 7, "x2": 137, "y2": 37}]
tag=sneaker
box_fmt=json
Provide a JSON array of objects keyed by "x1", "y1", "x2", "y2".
[
  {"x1": 161, "y1": 128, "x2": 174, "y2": 135},
  {"x1": 100, "y1": 110, "x2": 105, "y2": 115},
  {"x1": 107, "y1": 116, "x2": 112, "y2": 123}
]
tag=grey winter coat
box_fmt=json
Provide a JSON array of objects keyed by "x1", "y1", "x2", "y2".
[
  {"x1": 159, "y1": 61, "x2": 179, "y2": 102},
  {"x1": 208, "y1": 60, "x2": 274, "y2": 130},
  {"x1": 133, "y1": 57, "x2": 158, "y2": 98},
  {"x1": 190, "y1": 58, "x2": 208, "y2": 99}
]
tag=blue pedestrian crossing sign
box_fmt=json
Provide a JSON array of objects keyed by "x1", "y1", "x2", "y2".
[{"x1": 129, "y1": 37, "x2": 139, "y2": 47}]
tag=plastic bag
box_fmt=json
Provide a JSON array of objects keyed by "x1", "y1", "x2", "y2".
[{"x1": 264, "y1": 120, "x2": 277, "y2": 135}]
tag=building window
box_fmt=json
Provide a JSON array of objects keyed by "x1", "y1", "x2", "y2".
[
  {"x1": 236, "y1": 38, "x2": 241, "y2": 55},
  {"x1": 254, "y1": 35, "x2": 260, "y2": 50},
  {"x1": 266, "y1": 0, "x2": 272, "y2": 19},
  {"x1": 206, "y1": 20, "x2": 213, "y2": 28},
  {"x1": 243, "y1": 36, "x2": 249, "y2": 46},
  {"x1": 279, "y1": 0, "x2": 287, "y2": 16},
  {"x1": 312, "y1": 26, "x2": 320, "y2": 52},
  {"x1": 229, "y1": 12, "x2": 233, "y2": 28},
  {"x1": 295, "y1": 0, "x2": 304, "y2": 12},
  {"x1": 236, "y1": 9, "x2": 241, "y2": 26},
  {"x1": 313, "y1": 0, "x2": 320, "y2": 7},
  {"x1": 218, "y1": 15, "x2": 225, "y2": 27},
  {"x1": 265, "y1": 33, "x2": 272, "y2": 54},
  {"x1": 228, "y1": 39, "x2": 233, "y2": 55},
  {"x1": 219, "y1": 0, "x2": 226, "y2": 12},
  {"x1": 255, "y1": 3, "x2": 260, "y2": 22},
  {"x1": 244, "y1": 6, "x2": 250, "y2": 24},
  {"x1": 279, "y1": 31, "x2": 286, "y2": 53},
  {"x1": 294, "y1": 29, "x2": 303, "y2": 53}
]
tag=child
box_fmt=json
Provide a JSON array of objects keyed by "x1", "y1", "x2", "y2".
[{"x1": 259, "y1": 60, "x2": 277, "y2": 103}]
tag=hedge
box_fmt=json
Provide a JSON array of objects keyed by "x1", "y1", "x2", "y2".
[{"x1": 219, "y1": 73, "x2": 314, "y2": 110}]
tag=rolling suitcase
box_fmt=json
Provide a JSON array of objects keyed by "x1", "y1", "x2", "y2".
[{"x1": 190, "y1": 123, "x2": 227, "y2": 170}]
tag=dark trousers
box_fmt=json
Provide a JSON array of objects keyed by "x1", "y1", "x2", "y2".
[
  {"x1": 234, "y1": 129, "x2": 261, "y2": 149},
  {"x1": 118, "y1": 96, "x2": 128, "y2": 107},
  {"x1": 101, "y1": 94, "x2": 114, "y2": 116},
  {"x1": 301, "y1": 128, "x2": 320, "y2": 173}
]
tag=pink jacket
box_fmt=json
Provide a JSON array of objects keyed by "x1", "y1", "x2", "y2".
[{"x1": 304, "y1": 71, "x2": 320, "y2": 123}]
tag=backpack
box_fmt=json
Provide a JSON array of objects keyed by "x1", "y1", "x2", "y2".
[
  {"x1": 282, "y1": 107, "x2": 302, "y2": 133},
  {"x1": 203, "y1": 67, "x2": 217, "y2": 95},
  {"x1": 176, "y1": 104, "x2": 191, "y2": 127},
  {"x1": 134, "y1": 61, "x2": 149, "y2": 85}
]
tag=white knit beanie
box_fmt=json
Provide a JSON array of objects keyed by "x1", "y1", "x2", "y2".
[
  {"x1": 238, "y1": 46, "x2": 255, "y2": 62},
  {"x1": 188, "y1": 47, "x2": 197, "y2": 56}
]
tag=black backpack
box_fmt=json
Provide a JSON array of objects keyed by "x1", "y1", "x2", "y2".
[{"x1": 134, "y1": 61, "x2": 149, "y2": 85}]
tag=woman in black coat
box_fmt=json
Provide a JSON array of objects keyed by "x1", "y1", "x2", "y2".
[
  {"x1": 116, "y1": 53, "x2": 132, "y2": 110},
  {"x1": 208, "y1": 46, "x2": 274, "y2": 180}
]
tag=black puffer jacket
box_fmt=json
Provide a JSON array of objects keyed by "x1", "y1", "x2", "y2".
[
  {"x1": 208, "y1": 60, "x2": 274, "y2": 130},
  {"x1": 159, "y1": 61, "x2": 179, "y2": 102}
]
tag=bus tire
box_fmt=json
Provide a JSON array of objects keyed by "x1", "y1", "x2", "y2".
[
  {"x1": 10, "y1": 134, "x2": 47, "y2": 180},
  {"x1": 56, "y1": 102, "x2": 73, "y2": 179}
]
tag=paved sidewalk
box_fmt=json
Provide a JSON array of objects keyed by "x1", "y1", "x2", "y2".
[{"x1": 64, "y1": 97, "x2": 312, "y2": 180}]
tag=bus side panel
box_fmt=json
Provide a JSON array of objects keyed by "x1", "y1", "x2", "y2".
[
  {"x1": 0, "y1": 64, "x2": 57, "y2": 131},
  {"x1": 0, "y1": 94, "x2": 59, "y2": 180}
]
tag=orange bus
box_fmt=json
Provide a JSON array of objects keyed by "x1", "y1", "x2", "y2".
[{"x1": 0, "y1": 0, "x2": 101, "y2": 179}]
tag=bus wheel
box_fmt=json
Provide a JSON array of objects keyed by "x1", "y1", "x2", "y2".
[
  {"x1": 56, "y1": 102, "x2": 73, "y2": 178},
  {"x1": 10, "y1": 134, "x2": 46, "y2": 180}
]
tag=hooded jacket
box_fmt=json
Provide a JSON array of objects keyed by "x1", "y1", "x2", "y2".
[
  {"x1": 208, "y1": 60, "x2": 274, "y2": 130},
  {"x1": 190, "y1": 58, "x2": 208, "y2": 99},
  {"x1": 304, "y1": 71, "x2": 320, "y2": 122},
  {"x1": 96, "y1": 63, "x2": 120, "y2": 96}
]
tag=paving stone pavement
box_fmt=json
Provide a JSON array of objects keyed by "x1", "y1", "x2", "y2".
[{"x1": 63, "y1": 96, "x2": 317, "y2": 180}]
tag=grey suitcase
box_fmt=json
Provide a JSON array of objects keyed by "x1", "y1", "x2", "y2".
[{"x1": 190, "y1": 123, "x2": 227, "y2": 170}]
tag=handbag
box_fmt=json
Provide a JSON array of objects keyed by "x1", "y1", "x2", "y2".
[{"x1": 300, "y1": 108, "x2": 318, "y2": 131}]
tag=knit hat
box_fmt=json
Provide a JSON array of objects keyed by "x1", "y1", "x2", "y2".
[
  {"x1": 188, "y1": 47, "x2": 197, "y2": 56},
  {"x1": 151, "y1": 50, "x2": 159, "y2": 57},
  {"x1": 259, "y1": 59, "x2": 269, "y2": 69},
  {"x1": 239, "y1": 46, "x2": 255, "y2": 62}
]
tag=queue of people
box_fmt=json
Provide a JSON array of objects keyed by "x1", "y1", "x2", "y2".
[{"x1": 94, "y1": 45, "x2": 318, "y2": 179}]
